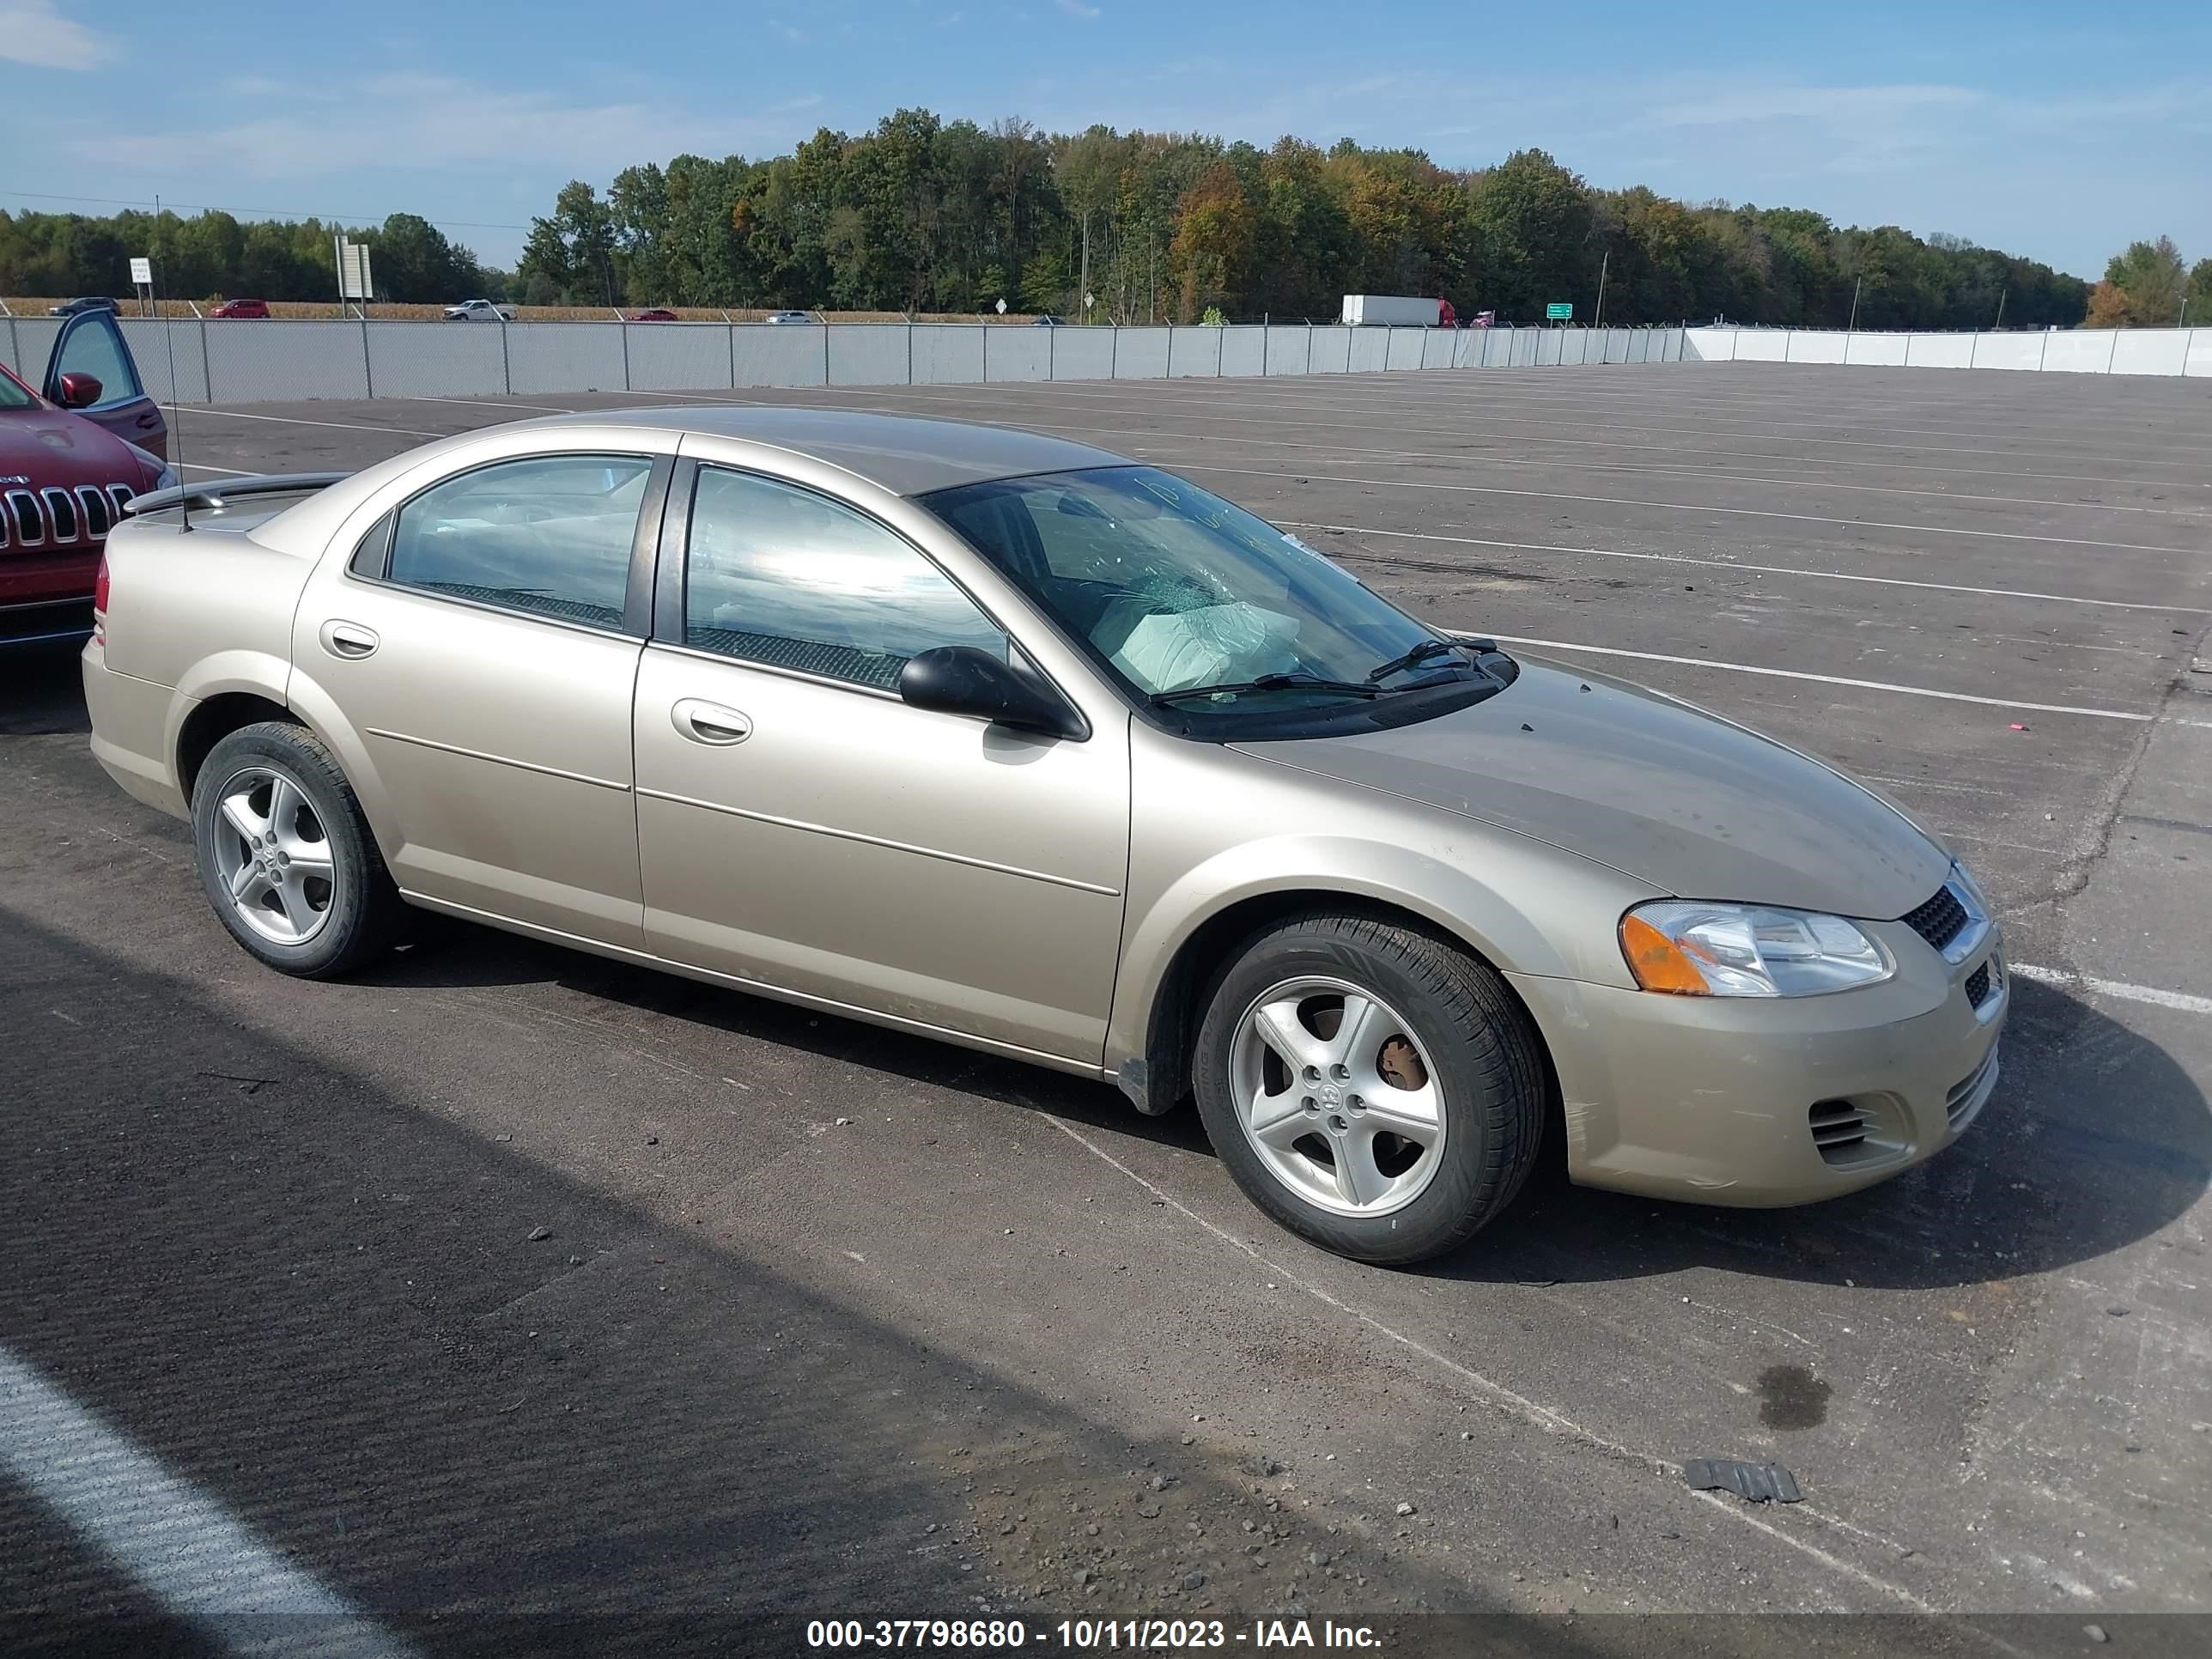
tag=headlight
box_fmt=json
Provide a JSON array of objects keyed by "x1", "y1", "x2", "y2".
[
  {"x1": 1621, "y1": 901, "x2": 1893, "y2": 997},
  {"x1": 124, "y1": 441, "x2": 177, "y2": 494}
]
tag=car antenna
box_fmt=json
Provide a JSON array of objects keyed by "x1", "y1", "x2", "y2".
[{"x1": 152, "y1": 195, "x2": 191, "y2": 533}]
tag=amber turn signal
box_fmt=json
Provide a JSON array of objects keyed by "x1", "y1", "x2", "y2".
[{"x1": 1620, "y1": 913, "x2": 1711, "y2": 995}]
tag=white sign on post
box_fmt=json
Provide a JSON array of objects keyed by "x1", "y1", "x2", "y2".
[
  {"x1": 339, "y1": 242, "x2": 374, "y2": 302},
  {"x1": 129, "y1": 257, "x2": 153, "y2": 286},
  {"x1": 994, "y1": 298, "x2": 1007, "y2": 315}
]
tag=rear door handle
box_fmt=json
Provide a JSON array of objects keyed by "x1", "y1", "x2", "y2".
[
  {"x1": 320, "y1": 619, "x2": 380, "y2": 659},
  {"x1": 672, "y1": 699, "x2": 751, "y2": 744}
]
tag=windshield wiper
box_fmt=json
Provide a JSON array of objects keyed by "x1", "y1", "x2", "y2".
[
  {"x1": 1151, "y1": 672, "x2": 1381, "y2": 706},
  {"x1": 1365, "y1": 637, "x2": 1463, "y2": 684}
]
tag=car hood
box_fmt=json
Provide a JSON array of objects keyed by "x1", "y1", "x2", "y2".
[
  {"x1": 0, "y1": 406, "x2": 144, "y2": 489},
  {"x1": 1231, "y1": 659, "x2": 1950, "y2": 920}
]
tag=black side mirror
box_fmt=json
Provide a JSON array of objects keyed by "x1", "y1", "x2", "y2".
[{"x1": 899, "y1": 646, "x2": 1088, "y2": 740}]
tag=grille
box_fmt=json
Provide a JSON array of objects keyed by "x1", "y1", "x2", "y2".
[
  {"x1": 1901, "y1": 884, "x2": 1969, "y2": 954},
  {"x1": 1964, "y1": 961, "x2": 1995, "y2": 1008},
  {"x1": 1808, "y1": 1100, "x2": 1870, "y2": 1163},
  {"x1": 3, "y1": 489, "x2": 42, "y2": 546},
  {"x1": 41, "y1": 487, "x2": 79, "y2": 544}
]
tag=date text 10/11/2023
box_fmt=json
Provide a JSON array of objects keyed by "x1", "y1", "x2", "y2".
[{"x1": 805, "y1": 1619, "x2": 1383, "y2": 1649}]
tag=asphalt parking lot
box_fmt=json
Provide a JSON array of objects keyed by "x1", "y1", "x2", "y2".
[{"x1": 5, "y1": 361, "x2": 2211, "y2": 1655}]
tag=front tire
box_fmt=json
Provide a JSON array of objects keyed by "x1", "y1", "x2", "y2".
[
  {"x1": 1191, "y1": 912, "x2": 1547, "y2": 1265},
  {"x1": 191, "y1": 720, "x2": 403, "y2": 978}
]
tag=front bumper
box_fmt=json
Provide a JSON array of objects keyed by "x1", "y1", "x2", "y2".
[{"x1": 1509, "y1": 919, "x2": 2008, "y2": 1206}]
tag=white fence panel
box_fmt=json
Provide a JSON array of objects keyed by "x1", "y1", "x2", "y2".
[
  {"x1": 1974, "y1": 333, "x2": 2043, "y2": 371},
  {"x1": 3, "y1": 316, "x2": 64, "y2": 380},
  {"x1": 1347, "y1": 330, "x2": 1390, "y2": 373},
  {"x1": 1788, "y1": 331, "x2": 1845, "y2": 364},
  {"x1": 1382, "y1": 329, "x2": 1423, "y2": 370},
  {"x1": 1559, "y1": 328, "x2": 1589, "y2": 363},
  {"x1": 1307, "y1": 326, "x2": 1353, "y2": 372},
  {"x1": 828, "y1": 324, "x2": 908, "y2": 387},
  {"x1": 1905, "y1": 334, "x2": 1976, "y2": 368},
  {"x1": 1167, "y1": 327, "x2": 1220, "y2": 378},
  {"x1": 2189, "y1": 330, "x2": 2212, "y2": 378},
  {"x1": 509, "y1": 323, "x2": 627, "y2": 394},
  {"x1": 206, "y1": 319, "x2": 370, "y2": 400},
  {"x1": 911, "y1": 325, "x2": 984, "y2": 386},
  {"x1": 734, "y1": 324, "x2": 829, "y2": 387},
  {"x1": 2111, "y1": 331, "x2": 2188, "y2": 376},
  {"x1": 1049, "y1": 327, "x2": 1115, "y2": 381},
  {"x1": 1419, "y1": 330, "x2": 1455, "y2": 369},
  {"x1": 1681, "y1": 327, "x2": 1732, "y2": 362},
  {"x1": 2042, "y1": 331, "x2": 2114, "y2": 374},
  {"x1": 1733, "y1": 330, "x2": 1788, "y2": 362},
  {"x1": 628, "y1": 322, "x2": 738, "y2": 391},
  {"x1": 1218, "y1": 326, "x2": 1267, "y2": 379},
  {"x1": 986, "y1": 325, "x2": 1053, "y2": 383},
  {"x1": 365, "y1": 320, "x2": 503, "y2": 398},
  {"x1": 115, "y1": 318, "x2": 210, "y2": 403},
  {"x1": 1263, "y1": 326, "x2": 1310, "y2": 376},
  {"x1": 1114, "y1": 327, "x2": 1170, "y2": 380},
  {"x1": 1844, "y1": 332, "x2": 1909, "y2": 366}
]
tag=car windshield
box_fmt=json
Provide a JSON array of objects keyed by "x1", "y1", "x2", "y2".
[{"x1": 926, "y1": 465, "x2": 1485, "y2": 726}]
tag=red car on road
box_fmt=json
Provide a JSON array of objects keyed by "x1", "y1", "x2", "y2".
[
  {"x1": 2, "y1": 310, "x2": 173, "y2": 642},
  {"x1": 208, "y1": 298, "x2": 270, "y2": 319}
]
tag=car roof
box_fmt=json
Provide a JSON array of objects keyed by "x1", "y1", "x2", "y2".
[{"x1": 518, "y1": 406, "x2": 1130, "y2": 496}]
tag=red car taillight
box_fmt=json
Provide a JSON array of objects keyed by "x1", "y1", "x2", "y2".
[{"x1": 94, "y1": 551, "x2": 110, "y2": 614}]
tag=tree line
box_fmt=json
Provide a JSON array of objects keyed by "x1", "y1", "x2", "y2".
[
  {"x1": 0, "y1": 206, "x2": 495, "y2": 308},
  {"x1": 17, "y1": 112, "x2": 2203, "y2": 331}
]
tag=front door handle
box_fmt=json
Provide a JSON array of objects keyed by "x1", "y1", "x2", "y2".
[
  {"x1": 672, "y1": 698, "x2": 751, "y2": 744},
  {"x1": 320, "y1": 619, "x2": 380, "y2": 659}
]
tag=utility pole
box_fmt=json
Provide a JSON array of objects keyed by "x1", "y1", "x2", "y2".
[
  {"x1": 1993, "y1": 285, "x2": 2006, "y2": 331},
  {"x1": 1593, "y1": 250, "x2": 1609, "y2": 329},
  {"x1": 1079, "y1": 210, "x2": 1091, "y2": 324},
  {"x1": 1847, "y1": 275, "x2": 1863, "y2": 332}
]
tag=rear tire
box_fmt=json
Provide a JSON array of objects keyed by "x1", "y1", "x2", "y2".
[
  {"x1": 1191, "y1": 911, "x2": 1546, "y2": 1265},
  {"x1": 191, "y1": 720, "x2": 403, "y2": 978}
]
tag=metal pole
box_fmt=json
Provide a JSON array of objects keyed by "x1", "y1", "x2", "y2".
[
  {"x1": 908, "y1": 318, "x2": 915, "y2": 386},
  {"x1": 980, "y1": 320, "x2": 988, "y2": 384},
  {"x1": 1993, "y1": 286, "x2": 2006, "y2": 331},
  {"x1": 726, "y1": 320, "x2": 735, "y2": 389},
  {"x1": 1110, "y1": 320, "x2": 1118, "y2": 380},
  {"x1": 823, "y1": 320, "x2": 830, "y2": 386},
  {"x1": 621, "y1": 318, "x2": 632, "y2": 391},
  {"x1": 361, "y1": 313, "x2": 374, "y2": 398},
  {"x1": 1594, "y1": 250, "x2": 1608, "y2": 329},
  {"x1": 1847, "y1": 276, "x2": 1862, "y2": 333},
  {"x1": 198, "y1": 317, "x2": 211, "y2": 403},
  {"x1": 502, "y1": 317, "x2": 513, "y2": 395},
  {"x1": 2106, "y1": 329, "x2": 2119, "y2": 374},
  {"x1": 1048, "y1": 318, "x2": 1056, "y2": 380},
  {"x1": 2039, "y1": 331, "x2": 2049, "y2": 371},
  {"x1": 1215, "y1": 324, "x2": 1224, "y2": 378},
  {"x1": 1262, "y1": 313, "x2": 1269, "y2": 378}
]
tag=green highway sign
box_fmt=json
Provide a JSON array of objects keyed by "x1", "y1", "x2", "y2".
[{"x1": 1546, "y1": 301, "x2": 1573, "y2": 321}]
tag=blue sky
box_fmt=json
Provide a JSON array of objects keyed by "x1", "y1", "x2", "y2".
[{"x1": 3, "y1": 0, "x2": 2204, "y2": 279}]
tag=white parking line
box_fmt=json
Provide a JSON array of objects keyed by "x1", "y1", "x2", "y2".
[
  {"x1": 0, "y1": 1341, "x2": 418, "y2": 1658},
  {"x1": 2009, "y1": 964, "x2": 2212, "y2": 1015},
  {"x1": 1176, "y1": 464, "x2": 2199, "y2": 556},
  {"x1": 177, "y1": 461, "x2": 253, "y2": 476},
  {"x1": 163, "y1": 405, "x2": 445, "y2": 440},
  {"x1": 1464, "y1": 633, "x2": 2212, "y2": 726},
  {"x1": 1283, "y1": 520, "x2": 2211, "y2": 617}
]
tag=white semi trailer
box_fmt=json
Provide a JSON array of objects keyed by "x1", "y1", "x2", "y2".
[{"x1": 1340, "y1": 295, "x2": 1443, "y2": 327}]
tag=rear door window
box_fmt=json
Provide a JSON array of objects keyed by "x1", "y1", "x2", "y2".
[{"x1": 384, "y1": 454, "x2": 652, "y2": 631}]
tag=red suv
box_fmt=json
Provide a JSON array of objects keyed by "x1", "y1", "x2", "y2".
[
  {"x1": 2, "y1": 311, "x2": 173, "y2": 643},
  {"x1": 208, "y1": 298, "x2": 270, "y2": 319}
]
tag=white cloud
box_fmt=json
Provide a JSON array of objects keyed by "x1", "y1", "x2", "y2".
[
  {"x1": 0, "y1": 0, "x2": 106, "y2": 70},
  {"x1": 1054, "y1": 0, "x2": 1101, "y2": 17}
]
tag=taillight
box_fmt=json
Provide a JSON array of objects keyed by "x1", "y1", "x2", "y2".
[{"x1": 94, "y1": 551, "x2": 110, "y2": 614}]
